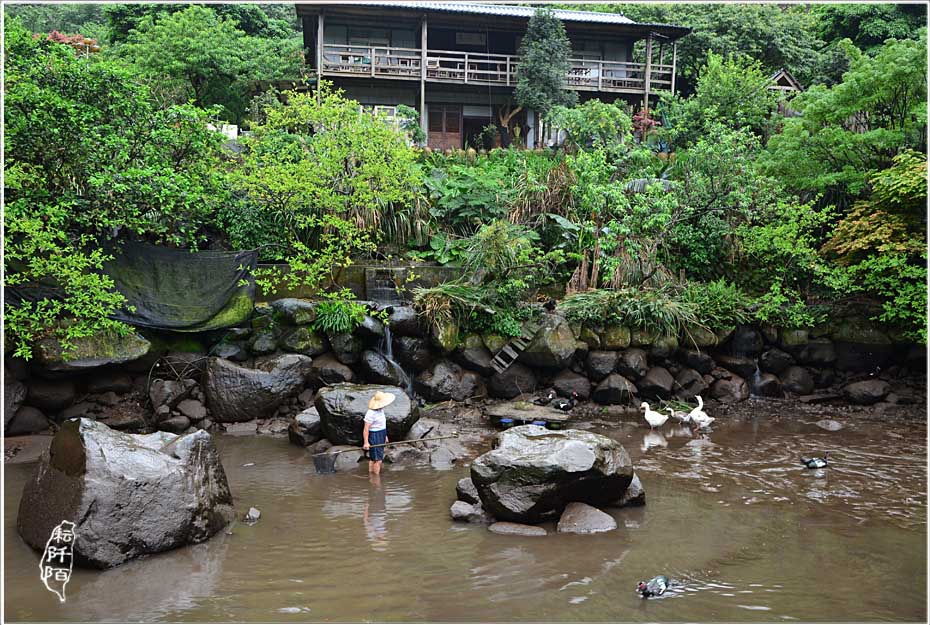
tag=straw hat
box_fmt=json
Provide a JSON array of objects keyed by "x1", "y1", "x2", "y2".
[{"x1": 368, "y1": 391, "x2": 396, "y2": 410}]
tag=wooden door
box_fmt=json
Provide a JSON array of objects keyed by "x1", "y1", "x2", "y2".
[{"x1": 428, "y1": 104, "x2": 462, "y2": 150}]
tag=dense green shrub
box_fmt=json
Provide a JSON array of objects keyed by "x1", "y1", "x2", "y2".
[
  {"x1": 559, "y1": 288, "x2": 701, "y2": 338},
  {"x1": 311, "y1": 295, "x2": 368, "y2": 335},
  {"x1": 681, "y1": 280, "x2": 754, "y2": 331}
]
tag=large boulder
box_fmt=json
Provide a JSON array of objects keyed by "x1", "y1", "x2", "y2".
[
  {"x1": 429, "y1": 320, "x2": 460, "y2": 353},
  {"x1": 453, "y1": 335, "x2": 495, "y2": 376},
  {"x1": 715, "y1": 355, "x2": 758, "y2": 380},
  {"x1": 86, "y1": 372, "x2": 134, "y2": 394},
  {"x1": 270, "y1": 298, "x2": 316, "y2": 325},
  {"x1": 358, "y1": 350, "x2": 407, "y2": 386},
  {"x1": 842, "y1": 379, "x2": 890, "y2": 405},
  {"x1": 327, "y1": 332, "x2": 364, "y2": 365},
  {"x1": 27, "y1": 379, "x2": 77, "y2": 414},
  {"x1": 600, "y1": 325, "x2": 631, "y2": 350},
  {"x1": 414, "y1": 360, "x2": 480, "y2": 402},
  {"x1": 7, "y1": 406, "x2": 50, "y2": 435},
  {"x1": 781, "y1": 366, "x2": 815, "y2": 395},
  {"x1": 471, "y1": 426, "x2": 633, "y2": 524},
  {"x1": 585, "y1": 351, "x2": 618, "y2": 382},
  {"x1": 149, "y1": 379, "x2": 196, "y2": 411},
  {"x1": 592, "y1": 373, "x2": 637, "y2": 405},
  {"x1": 386, "y1": 306, "x2": 424, "y2": 337},
  {"x1": 751, "y1": 373, "x2": 783, "y2": 398},
  {"x1": 393, "y1": 336, "x2": 434, "y2": 372},
  {"x1": 760, "y1": 348, "x2": 794, "y2": 374},
  {"x1": 616, "y1": 348, "x2": 649, "y2": 380},
  {"x1": 307, "y1": 353, "x2": 355, "y2": 388},
  {"x1": 519, "y1": 314, "x2": 579, "y2": 369},
  {"x1": 488, "y1": 363, "x2": 537, "y2": 399},
  {"x1": 727, "y1": 325, "x2": 764, "y2": 356},
  {"x1": 280, "y1": 327, "x2": 328, "y2": 357},
  {"x1": 710, "y1": 373, "x2": 749, "y2": 403},
  {"x1": 678, "y1": 349, "x2": 715, "y2": 375},
  {"x1": 16, "y1": 419, "x2": 234, "y2": 569},
  {"x1": 674, "y1": 367, "x2": 708, "y2": 400},
  {"x1": 637, "y1": 367, "x2": 674, "y2": 399},
  {"x1": 797, "y1": 339, "x2": 836, "y2": 366},
  {"x1": 204, "y1": 355, "x2": 312, "y2": 422},
  {"x1": 34, "y1": 331, "x2": 151, "y2": 373},
  {"x1": 314, "y1": 384, "x2": 418, "y2": 445},
  {"x1": 552, "y1": 370, "x2": 591, "y2": 400},
  {"x1": 456, "y1": 477, "x2": 480, "y2": 504}
]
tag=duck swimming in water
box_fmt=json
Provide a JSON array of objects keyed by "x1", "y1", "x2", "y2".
[
  {"x1": 800, "y1": 452, "x2": 830, "y2": 469},
  {"x1": 637, "y1": 575, "x2": 670, "y2": 598},
  {"x1": 687, "y1": 395, "x2": 714, "y2": 430}
]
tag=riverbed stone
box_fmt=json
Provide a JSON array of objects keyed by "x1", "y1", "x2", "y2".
[
  {"x1": 488, "y1": 522, "x2": 548, "y2": 537},
  {"x1": 7, "y1": 406, "x2": 49, "y2": 435},
  {"x1": 592, "y1": 373, "x2": 637, "y2": 405},
  {"x1": 27, "y1": 379, "x2": 77, "y2": 413},
  {"x1": 450, "y1": 500, "x2": 493, "y2": 524},
  {"x1": 456, "y1": 477, "x2": 480, "y2": 504},
  {"x1": 600, "y1": 325, "x2": 631, "y2": 350},
  {"x1": 552, "y1": 370, "x2": 591, "y2": 400},
  {"x1": 324, "y1": 446, "x2": 365, "y2": 472},
  {"x1": 760, "y1": 348, "x2": 794, "y2": 374},
  {"x1": 638, "y1": 367, "x2": 674, "y2": 399},
  {"x1": 270, "y1": 298, "x2": 317, "y2": 325},
  {"x1": 842, "y1": 379, "x2": 890, "y2": 405},
  {"x1": 393, "y1": 336, "x2": 434, "y2": 372},
  {"x1": 471, "y1": 425, "x2": 633, "y2": 523},
  {"x1": 16, "y1": 419, "x2": 234, "y2": 569},
  {"x1": 287, "y1": 406, "x2": 323, "y2": 447},
  {"x1": 519, "y1": 314, "x2": 578, "y2": 369},
  {"x1": 315, "y1": 384, "x2": 418, "y2": 446},
  {"x1": 711, "y1": 374, "x2": 749, "y2": 403},
  {"x1": 616, "y1": 348, "x2": 649, "y2": 380},
  {"x1": 557, "y1": 502, "x2": 617, "y2": 534},
  {"x1": 359, "y1": 350, "x2": 407, "y2": 386},
  {"x1": 327, "y1": 332, "x2": 363, "y2": 365},
  {"x1": 280, "y1": 327, "x2": 328, "y2": 357},
  {"x1": 585, "y1": 350, "x2": 618, "y2": 382},
  {"x1": 354, "y1": 315, "x2": 385, "y2": 341},
  {"x1": 614, "y1": 473, "x2": 646, "y2": 507},
  {"x1": 307, "y1": 353, "x2": 355, "y2": 388},
  {"x1": 204, "y1": 355, "x2": 313, "y2": 422},
  {"x1": 177, "y1": 399, "x2": 207, "y2": 421},
  {"x1": 488, "y1": 363, "x2": 537, "y2": 399},
  {"x1": 159, "y1": 416, "x2": 191, "y2": 433},
  {"x1": 781, "y1": 366, "x2": 815, "y2": 395},
  {"x1": 415, "y1": 360, "x2": 479, "y2": 402},
  {"x1": 678, "y1": 349, "x2": 715, "y2": 375},
  {"x1": 35, "y1": 331, "x2": 151, "y2": 373},
  {"x1": 248, "y1": 329, "x2": 279, "y2": 356}
]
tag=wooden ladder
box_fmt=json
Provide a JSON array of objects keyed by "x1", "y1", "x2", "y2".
[{"x1": 490, "y1": 319, "x2": 542, "y2": 374}]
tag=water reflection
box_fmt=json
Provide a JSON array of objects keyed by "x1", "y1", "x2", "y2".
[
  {"x1": 364, "y1": 475, "x2": 389, "y2": 551},
  {"x1": 641, "y1": 431, "x2": 668, "y2": 451}
]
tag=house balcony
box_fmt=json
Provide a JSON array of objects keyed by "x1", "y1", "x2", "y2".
[{"x1": 320, "y1": 44, "x2": 673, "y2": 95}]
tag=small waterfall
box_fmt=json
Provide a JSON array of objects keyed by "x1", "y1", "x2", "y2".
[
  {"x1": 749, "y1": 364, "x2": 763, "y2": 397},
  {"x1": 379, "y1": 324, "x2": 414, "y2": 397}
]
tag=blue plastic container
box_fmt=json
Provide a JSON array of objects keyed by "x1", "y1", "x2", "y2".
[
  {"x1": 499, "y1": 418, "x2": 514, "y2": 429},
  {"x1": 531, "y1": 420, "x2": 547, "y2": 427}
]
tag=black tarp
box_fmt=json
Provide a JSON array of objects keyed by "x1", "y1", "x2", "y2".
[{"x1": 7, "y1": 242, "x2": 257, "y2": 332}]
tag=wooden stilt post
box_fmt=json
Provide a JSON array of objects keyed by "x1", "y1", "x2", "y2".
[
  {"x1": 643, "y1": 32, "x2": 653, "y2": 109},
  {"x1": 670, "y1": 41, "x2": 678, "y2": 94},
  {"x1": 420, "y1": 15, "x2": 428, "y2": 143}
]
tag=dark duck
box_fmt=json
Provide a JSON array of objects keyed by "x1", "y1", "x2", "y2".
[
  {"x1": 637, "y1": 575, "x2": 670, "y2": 598},
  {"x1": 533, "y1": 390, "x2": 556, "y2": 406},
  {"x1": 551, "y1": 392, "x2": 577, "y2": 412},
  {"x1": 800, "y1": 452, "x2": 830, "y2": 469}
]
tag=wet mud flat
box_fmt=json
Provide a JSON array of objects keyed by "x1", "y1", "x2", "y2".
[{"x1": 4, "y1": 401, "x2": 926, "y2": 623}]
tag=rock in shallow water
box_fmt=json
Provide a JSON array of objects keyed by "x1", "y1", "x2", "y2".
[
  {"x1": 16, "y1": 418, "x2": 234, "y2": 569},
  {"x1": 488, "y1": 522, "x2": 548, "y2": 536},
  {"x1": 204, "y1": 355, "x2": 312, "y2": 422},
  {"x1": 314, "y1": 384, "x2": 418, "y2": 446},
  {"x1": 557, "y1": 502, "x2": 617, "y2": 534},
  {"x1": 471, "y1": 425, "x2": 633, "y2": 524},
  {"x1": 450, "y1": 501, "x2": 493, "y2": 524}
]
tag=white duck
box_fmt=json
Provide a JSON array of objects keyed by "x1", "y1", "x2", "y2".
[
  {"x1": 665, "y1": 407, "x2": 691, "y2": 424},
  {"x1": 687, "y1": 395, "x2": 715, "y2": 430},
  {"x1": 641, "y1": 402, "x2": 669, "y2": 429}
]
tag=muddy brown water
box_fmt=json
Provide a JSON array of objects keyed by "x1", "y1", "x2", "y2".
[{"x1": 4, "y1": 409, "x2": 927, "y2": 623}]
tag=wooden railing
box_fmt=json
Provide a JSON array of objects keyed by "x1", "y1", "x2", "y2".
[{"x1": 320, "y1": 44, "x2": 673, "y2": 93}]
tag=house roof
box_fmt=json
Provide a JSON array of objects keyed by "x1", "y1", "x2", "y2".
[
  {"x1": 768, "y1": 68, "x2": 803, "y2": 92},
  {"x1": 297, "y1": 2, "x2": 692, "y2": 39}
]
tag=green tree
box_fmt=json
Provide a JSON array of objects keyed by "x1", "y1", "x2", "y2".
[
  {"x1": 102, "y1": 3, "x2": 298, "y2": 43},
  {"x1": 660, "y1": 51, "x2": 778, "y2": 149},
  {"x1": 547, "y1": 99, "x2": 632, "y2": 152},
  {"x1": 111, "y1": 5, "x2": 302, "y2": 122},
  {"x1": 3, "y1": 3, "x2": 107, "y2": 40},
  {"x1": 761, "y1": 34, "x2": 927, "y2": 207},
  {"x1": 4, "y1": 18, "x2": 227, "y2": 359},
  {"x1": 813, "y1": 4, "x2": 927, "y2": 53},
  {"x1": 515, "y1": 8, "x2": 577, "y2": 116}
]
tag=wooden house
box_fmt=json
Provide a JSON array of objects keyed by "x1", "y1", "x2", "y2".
[{"x1": 296, "y1": 2, "x2": 691, "y2": 149}]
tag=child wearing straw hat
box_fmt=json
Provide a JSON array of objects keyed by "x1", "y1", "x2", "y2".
[{"x1": 363, "y1": 391, "x2": 395, "y2": 475}]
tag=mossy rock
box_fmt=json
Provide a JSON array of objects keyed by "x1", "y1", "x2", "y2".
[
  {"x1": 482, "y1": 334, "x2": 508, "y2": 354},
  {"x1": 600, "y1": 325, "x2": 631, "y2": 350},
  {"x1": 197, "y1": 293, "x2": 254, "y2": 331},
  {"x1": 829, "y1": 317, "x2": 892, "y2": 345},
  {"x1": 249, "y1": 329, "x2": 279, "y2": 355},
  {"x1": 650, "y1": 334, "x2": 679, "y2": 358},
  {"x1": 271, "y1": 298, "x2": 317, "y2": 326},
  {"x1": 35, "y1": 331, "x2": 151, "y2": 372},
  {"x1": 779, "y1": 328, "x2": 809, "y2": 349},
  {"x1": 682, "y1": 325, "x2": 718, "y2": 348},
  {"x1": 281, "y1": 327, "x2": 328, "y2": 356},
  {"x1": 430, "y1": 320, "x2": 460, "y2": 353},
  {"x1": 462, "y1": 334, "x2": 485, "y2": 350},
  {"x1": 579, "y1": 326, "x2": 601, "y2": 349}
]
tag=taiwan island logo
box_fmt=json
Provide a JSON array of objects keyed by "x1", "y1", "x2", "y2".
[{"x1": 40, "y1": 521, "x2": 76, "y2": 602}]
